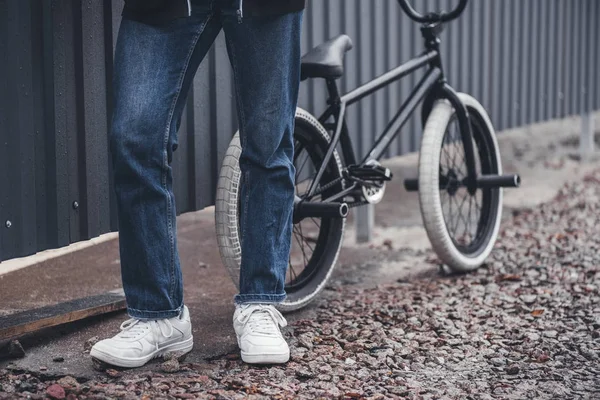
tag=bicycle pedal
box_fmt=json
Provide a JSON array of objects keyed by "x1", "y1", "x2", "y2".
[{"x1": 346, "y1": 164, "x2": 393, "y2": 182}]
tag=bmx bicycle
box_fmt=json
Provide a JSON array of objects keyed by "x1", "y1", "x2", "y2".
[{"x1": 215, "y1": 0, "x2": 521, "y2": 311}]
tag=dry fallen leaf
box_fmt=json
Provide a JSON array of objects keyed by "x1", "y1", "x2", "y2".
[
  {"x1": 531, "y1": 309, "x2": 545, "y2": 317},
  {"x1": 497, "y1": 274, "x2": 522, "y2": 282}
]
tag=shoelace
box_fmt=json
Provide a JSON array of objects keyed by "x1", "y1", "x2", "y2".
[
  {"x1": 237, "y1": 305, "x2": 287, "y2": 336},
  {"x1": 117, "y1": 318, "x2": 174, "y2": 340}
]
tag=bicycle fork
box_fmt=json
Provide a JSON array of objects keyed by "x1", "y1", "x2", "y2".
[{"x1": 404, "y1": 81, "x2": 521, "y2": 193}]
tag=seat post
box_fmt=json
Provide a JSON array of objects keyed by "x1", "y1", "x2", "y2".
[{"x1": 325, "y1": 79, "x2": 341, "y2": 105}]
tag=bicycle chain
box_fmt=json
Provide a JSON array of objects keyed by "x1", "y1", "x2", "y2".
[
  {"x1": 310, "y1": 176, "x2": 345, "y2": 197},
  {"x1": 308, "y1": 174, "x2": 371, "y2": 209}
]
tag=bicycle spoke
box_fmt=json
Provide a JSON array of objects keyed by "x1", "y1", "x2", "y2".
[
  {"x1": 450, "y1": 134, "x2": 459, "y2": 172},
  {"x1": 457, "y1": 142, "x2": 467, "y2": 178},
  {"x1": 295, "y1": 152, "x2": 311, "y2": 181},
  {"x1": 296, "y1": 176, "x2": 315, "y2": 188},
  {"x1": 310, "y1": 217, "x2": 321, "y2": 230},
  {"x1": 452, "y1": 191, "x2": 470, "y2": 238},
  {"x1": 297, "y1": 222, "x2": 315, "y2": 253},
  {"x1": 467, "y1": 195, "x2": 473, "y2": 242},
  {"x1": 292, "y1": 227, "x2": 308, "y2": 267},
  {"x1": 288, "y1": 259, "x2": 298, "y2": 283},
  {"x1": 293, "y1": 142, "x2": 304, "y2": 164},
  {"x1": 448, "y1": 192, "x2": 454, "y2": 234}
]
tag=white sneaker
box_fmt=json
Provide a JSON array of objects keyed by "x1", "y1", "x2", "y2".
[
  {"x1": 233, "y1": 304, "x2": 290, "y2": 364},
  {"x1": 90, "y1": 305, "x2": 193, "y2": 368}
]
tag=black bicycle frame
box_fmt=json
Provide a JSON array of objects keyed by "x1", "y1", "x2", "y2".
[{"x1": 306, "y1": 37, "x2": 479, "y2": 200}]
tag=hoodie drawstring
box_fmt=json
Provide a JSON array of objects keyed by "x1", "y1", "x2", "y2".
[{"x1": 237, "y1": 0, "x2": 244, "y2": 23}]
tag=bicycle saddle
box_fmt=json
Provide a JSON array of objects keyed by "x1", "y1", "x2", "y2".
[{"x1": 301, "y1": 34, "x2": 353, "y2": 81}]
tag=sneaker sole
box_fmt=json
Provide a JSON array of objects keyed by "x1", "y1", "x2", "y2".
[
  {"x1": 240, "y1": 351, "x2": 290, "y2": 364},
  {"x1": 90, "y1": 335, "x2": 194, "y2": 368}
]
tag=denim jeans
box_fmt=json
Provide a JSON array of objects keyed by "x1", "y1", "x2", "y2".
[{"x1": 111, "y1": 0, "x2": 301, "y2": 319}]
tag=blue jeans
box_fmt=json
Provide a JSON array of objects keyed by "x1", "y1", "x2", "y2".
[{"x1": 110, "y1": 1, "x2": 301, "y2": 319}]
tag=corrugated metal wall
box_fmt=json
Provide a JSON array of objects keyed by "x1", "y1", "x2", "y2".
[{"x1": 1, "y1": 0, "x2": 598, "y2": 262}]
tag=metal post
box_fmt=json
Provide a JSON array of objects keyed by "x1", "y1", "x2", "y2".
[
  {"x1": 356, "y1": 204, "x2": 374, "y2": 243},
  {"x1": 580, "y1": 112, "x2": 595, "y2": 161}
]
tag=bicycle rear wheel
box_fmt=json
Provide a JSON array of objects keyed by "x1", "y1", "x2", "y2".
[
  {"x1": 215, "y1": 108, "x2": 345, "y2": 311},
  {"x1": 418, "y1": 93, "x2": 503, "y2": 272}
]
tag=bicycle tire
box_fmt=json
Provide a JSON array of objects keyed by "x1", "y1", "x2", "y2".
[
  {"x1": 215, "y1": 108, "x2": 345, "y2": 311},
  {"x1": 418, "y1": 93, "x2": 503, "y2": 272}
]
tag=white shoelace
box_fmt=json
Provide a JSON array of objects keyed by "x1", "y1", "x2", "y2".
[
  {"x1": 237, "y1": 305, "x2": 287, "y2": 336},
  {"x1": 117, "y1": 318, "x2": 174, "y2": 340}
]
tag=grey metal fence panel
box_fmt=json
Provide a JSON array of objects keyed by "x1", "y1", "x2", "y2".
[{"x1": 1, "y1": 0, "x2": 598, "y2": 261}]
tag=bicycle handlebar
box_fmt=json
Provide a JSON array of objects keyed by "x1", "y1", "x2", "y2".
[{"x1": 397, "y1": 0, "x2": 468, "y2": 23}]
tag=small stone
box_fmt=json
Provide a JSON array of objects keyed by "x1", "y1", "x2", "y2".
[
  {"x1": 290, "y1": 346, "x2": 307, "y2": 360},
  {"x1": 39, "y1": 366, "x2": 47, "y2": 371},
  {"x1": 84, "y1": 336, "x2": 100, "y2": 352},
  {"x1": 91, "y1": 357, "x2": 109, "y2": 372},
  {"x1": 295, "y1": 368, "x2": 315, "y2": 379},
  {"x1": 105, "y1": 369, "x2": 121, "y2": 378},
  {"x1": 161, "y1": 358, "x2": 180, "y2": 373},
  {"x1": 17, "y1": 382, "x2": 36, "y2": 393},
  {"x1": 592, "y1": 331, "x2": 600, "y2": 339},
  {"x1": 1, "y1": 383, "x2": 14, "y2": 393},
  {"x1": 52, "y1": 356, "x2": 65, "y2": 363},
  {"x1": 268, "y1": 368, "x2": 286, "y2": 380},
  {"x1": 448, "y1": 329, "x2": 461, "y2": 337},
  {"x1": 490, "y1": 357, "x2": 506, "y2": 367},
  {"x1": 543, "y1": 330, "x2": 558, "y2": 338},
  {"x1": 57, "y1": 376, "x2": 79, "y2": 389},
  {"x1": 345, "y1": 393, "x2": 362, "y2": 399},
  {"x1": 356, "y1": 368, "x2": 370, "y2": 380},
  {"x1": 506, "y1": 364, "x2": 520, "y2": 375},
  {"x1": 46, "y1": 384, "x2": 66, "y2": 400},
  {"x1": 175, "y1": 394, "x2": 196, "y2": 399},
  {"x1": 537, "y1": 354, "x2": 550, "y2": 363},
  {"x1": 345, "y1": 358, "x2": 356, "y2": 365},
  {"x1": 526, "y1": 332, "x2": 540, "y2": 341},
  {"x1": 520, "y1": 295, "x2": 537, "y2": 304},
  {"x1": 297, "y1": 333, "x2": 314, "y2": 350},
  {"x1": 172, "y1": 351, "x2": 189, "y2": 363}
]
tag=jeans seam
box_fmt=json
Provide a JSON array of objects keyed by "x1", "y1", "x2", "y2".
[
  {"x1": 127, "y1": 305, "x2": 182, "y2": 320},
  {"x1": 163, "y1": 13, "x2": 214, "y2": 302},
  {"x1": 225, "y1": 33, "x2": 251, "y2": 292},
  {"x1": 234, "y1": 293, "x2": 286, "y2": 305}
]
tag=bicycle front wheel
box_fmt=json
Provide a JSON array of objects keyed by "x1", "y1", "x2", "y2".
[{"x1": 418, "y1": 93, "x2": 503, "y2": 272}]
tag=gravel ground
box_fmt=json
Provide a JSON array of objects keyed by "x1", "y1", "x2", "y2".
[{"x1": 1, "y1": 168, "x2": 600, "y2": 399}]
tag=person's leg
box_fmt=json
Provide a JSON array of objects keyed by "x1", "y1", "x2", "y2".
[
  {"x1": 110, "y1": 8, "x2": 221, "y2": 320},
  {"x1": 91, "y1": 4, "x2": 223, "y2": 368},
  {"x1": 222, "y1": 9, "x2": 303, "y2": 364},
  {"x1": 222, "y1": 11, "x2": 303, "y2": 305}
]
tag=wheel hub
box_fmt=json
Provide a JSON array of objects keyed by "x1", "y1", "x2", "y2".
[{"x1": 444, "y1": 169, "x2": 461, "y2": 196}]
